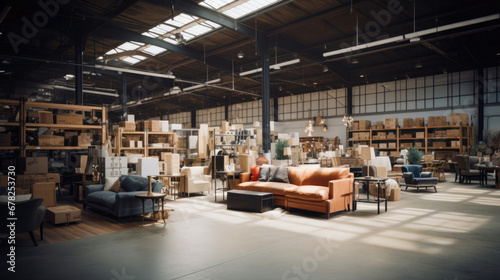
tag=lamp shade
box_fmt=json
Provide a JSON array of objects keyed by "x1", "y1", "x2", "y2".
[
  {"x1": 284, "y1": 147, "x2": 292, "y2": 156},
  {"x1": 137, "y1": 158, "x2": 160, "y2": 177},
  {"x1": 360, "y1": 147, "x2": 375, "y2": 160},
  {"x1": 357, "y1": 145, "x2": 368, "y2": 157}
]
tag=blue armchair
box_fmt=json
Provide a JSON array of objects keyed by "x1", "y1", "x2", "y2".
[
  {"x1": 0, "y1": 198, "x2": 46, "y2": 246},
  {"x1": 402, "y1": 165, "x2": 438, "y2": 192},
  {"x1": 84, "y1": 175, "x2": 163, "y2": 219}
]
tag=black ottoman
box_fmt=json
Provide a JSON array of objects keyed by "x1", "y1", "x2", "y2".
[{"x1": 227, "y1": 190, "x2": 273, "y2": 213}]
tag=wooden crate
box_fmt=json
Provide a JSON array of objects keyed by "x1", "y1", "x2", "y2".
[
  {"x1": 415, "y1": 118, "x2": 424, "y2": 127},
  {"x1": 428, "y1": 116, "x2": 447, "y2": 127},
  {"x1": 447, "y1": 129, "x2": 460, "y2": 138},
  {"x1": 39, "y1": 135, "x2": 64, "y2": 146},
  {"x1": 358, "y1": 120, "x2": 371, "y2": 129},
  {"x1": 56, "y1": 114, "x2": 83, "y2": 125},
  {"x1": 433, "y1": 142, "x2": 447, "y2": 148},
  {"x1": 416, "y1": 132, "x2": 425, "y2": 138},
  {"x1": 403, "y1": 118, "x2": 414, "y2": 127},
  {"x1": 384, "y1": 118, "x2": 398, "y2": 128},
  {"x1": 450, "y1": 113, "x2": 468, "y2": 125},
  {"x1": 119, "y1": 121, "x2": 136, "y2": 132}
]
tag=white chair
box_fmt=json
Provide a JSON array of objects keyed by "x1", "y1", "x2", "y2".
[{"x1": 180, "y1": 166, "x2": 211, "y2": 197}]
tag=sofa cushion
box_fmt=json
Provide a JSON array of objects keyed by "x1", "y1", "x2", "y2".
[
  {"x1": 236, "y1": 181, "x2": 296, "y2": 196},
  {"x1": 301, "y1": 167, "x2": 350, "y2": 187},
  {"x1": 120, "y1": 176, "x2": 144, "y2": 192},
  {"x1": 268, "y1": 166, "x2": 289, "y2": 183},
  {"x1": 413, "y1": 178, "x2": 439, "y2": 185},
  {"x1": 258, "y1": 167, "x2": 270, "y2": 182},
  {"x1": 104, "y1": 177, "x2": 119, "y2": 191},
  {"x1": 285, "y1": 185, "x2": 329, "y2": 201},
  {"x1": 109, "y1": 179, "x2": 125, "y2": 192},
  {"x1": 86, "y1": 191, "x2": 116, "y2": 209},
  {"x1": 288, "y1": 167, "x2": 307, "y2": 186},
  {"x1": 250, "y1": 165, "x2": 260, "y2": 181}
]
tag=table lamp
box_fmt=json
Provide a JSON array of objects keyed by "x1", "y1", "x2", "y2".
[
  {"x1": 361, "y1": 147, "x2": 376, "y2": 177},
  {"x1": 284, "y1": 147, "x2": 292, "y2": 166}
]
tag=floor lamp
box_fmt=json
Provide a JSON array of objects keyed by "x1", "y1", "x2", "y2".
[{"x1": 361, "y1": 147, "x2": 375, "y2": 178}]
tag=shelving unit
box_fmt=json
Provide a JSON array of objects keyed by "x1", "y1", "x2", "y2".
[
  {"x1": 0, "y1": 99, "x2": 107, "y2": 157},
  {"x1": 146, "y1": 131, "x2": 176, "y2": 158},
  {"x1": 347, "y1": 124, "x2": 473, "y2": 158},
  {"x1": 115, "y1": 129, "x2": 146, "y2": 157},
  {"x1": 115, "y1": 129, "x2": 177, "y2": 158},
  {"x1": 173, "y1": 128, "x2": 198, "y2": 161}
]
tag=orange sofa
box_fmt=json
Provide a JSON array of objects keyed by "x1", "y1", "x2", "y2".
[{"x1": 235, "y1": 167, "x2": 353, "y2": 218}]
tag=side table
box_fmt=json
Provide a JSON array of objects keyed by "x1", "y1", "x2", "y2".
[
  {"x1": 135, "y1": 193, "x2": 167, "y2": 226},
  {"x1": 353, "y1": 177, "x2": 389, "y2": 214},
  {"x1": 477, "y1": 165, "x2": 500, "y2": 188}
]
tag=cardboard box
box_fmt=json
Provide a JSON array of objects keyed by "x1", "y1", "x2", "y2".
[
  {"x1": 390, "y1": 151, "x2": 400, "y2": 157},
  {"x1": 450, "y1": 113, "x2": 468, "y2": 126},
  {"x1": 387, "y1": 134, "x2": 396, "y2": 139},
  {"x1": 400, "y1": 143, "x2": 412, "y2": 149},
  {"x1": 428, "y1": 116, "x2": 447, "y2": 127},
  {"x1": 389, "y1": 142, "x2": 396, "y2": 148},
  {"x1": 127, "y1": 115, "x2": 135, "y2": 122},
  {"x1": 56, "y1": 114, "x2": 83, "y2": 125},
  {"x1": 352, "y1": 132, "x2": 359, "y2": 140},
  {"x1": 39, "y1": 135, "x2": 64, "y2": 146},
  {"x1": 415, "y1": 118, "x2": 424, "y2": 127},
  {"x1": 400, "y1": 133, "x2": 412, "y2": 139},
  {"x1": 32, "y1": 182, "x2": 56, "y2": 207},
  {"x1": 358, "y1": 120, "x2": 371, "y2": 129},
  {"x1": 77, "y1": 133, "x2": 92, "y2": 146},
  {"x1": 416, "y1": 132, "x2": 425, "y2": 138},
  {"x1": 160, "y1": 120, "x2": 169, "y2": 132},
  {"x1": 433, "y1": 142, "x2": 447, "y2": 148},
  {"x1": 0, "y1": 133, "x2": 11, "y2": 146},
  {"x1": 428, "y1": 133, "x2": 435, "y2": 138},
  {"x1": 384, "y1": 118, "x2": 398, "y2": 128},
  {"x1": 447, "y1": 129, "x2": 460, "y2": 138},
  {"x1": 46, "y1": 206, "x2": 82, "y2": 225},
  {"x1": 25, "y1": 157, "x2": 48, "y2": 174},
  {"x1": 352, "y1": 121, "x2": 359, "y2": 130},
  {"x1": 143, "y1": 120, "x2": 160, "y2": 132},
  {"x1": 403, "y1": 118, "x2": 414, "y2": 127},
  {"x1": 372, "y1": 143, "x2": 379, "y2": 148},
  {"x1": 415, "y1": 142, "x2": 423, "y2": 148},
  {"x1": 389, "y1": 188, "x2": 401, "y2": 201},
  {"x1": 119, "y1": 121, "x2": 136, "y2": 132},
  {"x1": 379, "y1": 143, "x2": 388, "y2": 148},
  {"x1": 451, "y1": 141, "x2": 460, "y2": 148}
]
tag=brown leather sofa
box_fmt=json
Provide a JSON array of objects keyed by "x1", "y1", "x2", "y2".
[{"x1": 236, "y1": 167, "x2": 353, "y2": 218}]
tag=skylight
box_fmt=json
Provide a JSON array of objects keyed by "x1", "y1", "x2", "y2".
[
  {"x1": 223, "y1": 0, "x2": 280, "y2": 19},
  {"x1": 121, "y1": 55, "x2": 147, "y2": 65},
  {"x1": 199, "y1": 0, "x2": 236, "y2": 10},
  {"x1": 165, "y1": 13, "x2": 198, "y2": 28},
  {"x1": 117, "y1": 41, "x2": 144, "y2": 51},
  {"x1": 142, "y1": 45, "x2": 167, "y2": 56}
]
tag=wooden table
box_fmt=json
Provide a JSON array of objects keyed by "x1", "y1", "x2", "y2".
[
  {"x1": 135, "y1": 192, "x2": 167, "y2": 226},
  {"x1": 214, "y1": 171, "x2": 243, "y2": 202},
  {"x1": 477, "y1": 165, "x2": 500, "y2": 188},
  {"x1": 353, "y1": 177, "x2": 389, "y2": 214}
]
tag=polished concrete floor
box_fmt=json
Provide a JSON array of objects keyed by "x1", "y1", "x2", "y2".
[{"x1": 2, "y1": 174, "x2": 500, "y2": 280}]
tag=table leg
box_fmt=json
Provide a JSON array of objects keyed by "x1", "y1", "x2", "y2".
[
  {"x1": 377, "y1": 183, "x2": 380, "y2": 215},
  {"x1": 141, "y1": 198, "x2": 145, "y2": 226},
  {"x1": 161, "y1": 198, "x2": 165, "y2": 224}
]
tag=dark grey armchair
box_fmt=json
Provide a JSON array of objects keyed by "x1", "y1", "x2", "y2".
[{"x1": 0, "y1": 198, "x2": 46, "y2": 246}]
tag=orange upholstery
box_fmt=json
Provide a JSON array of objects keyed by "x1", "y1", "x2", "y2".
[
  {"x1": 235, "y1": 166, "x2": 353, "y2": 218},
  {"x1": 285, "y1": 185, "x2": 329, "y2": 201},
  {"x1": 237, "y1": 181, "x2": 296, "y2": 196}
]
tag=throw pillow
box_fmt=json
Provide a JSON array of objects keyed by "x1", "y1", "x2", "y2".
[
  {"x1": 109, "y1": 179, "x2": 125, "y2": 192},
  {"x1": 250, "y1": 165, "x2": 260, "y2": 181},
  {"x1": 268, "y1": 166, "x2": 289, "y2": 183},
  {"x1": 258, "y1": 167, "x2": 270, "y2": 182},
  {"x1": 104, "y1": 177, "x2": 119, "y2": 191},
  {"x1": 120, "y1": 176, "x2": 144, "y2": 192}
]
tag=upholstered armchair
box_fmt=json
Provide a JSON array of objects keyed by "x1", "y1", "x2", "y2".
[
  {"x1": 455, "y1": 155, "x2": 481, "y2": 183},
  {"x1": 180, "y1": 166, "x2": 211, "y2": 196},
  {"x1": 402, "y1": 165, "x2": 438, "y2": 192},
  {"x1": 0, "y1": 198, "x2": 46, "y2": 246},
  {"x1": 362, "y1": 165, "x2": 387, "y2": 177}
]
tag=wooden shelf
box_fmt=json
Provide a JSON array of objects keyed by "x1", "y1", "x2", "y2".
[
  {"x1": 348, "y1": 139, "x2": 370, "y2": 142},
  {"x1": 26, "y1": 146, "x2": 90, "y2": 150},
  {"x1": 427, "y1": 125, "x2": 463, "y2": 129},
  {"x1": 147, "y1": 147, "x2": 175, "y2": 150},
  {"x1": 371, "y1": 128, "x2": 398, "y2": 131},
  {"x1": 26, "y1": 123, "x2": 102, "y2": 130},
  {"x1": 399, "y1": 138, "x2": 426, "y2": 140},
  {"x1": 121, "y1": 131, "x2": 145, "y2": 135},
  {"x1": 371, "y1": 139, "x2": 397, "y2": 141},
  {"x1": 0, "y1": 122, "x2": 19, "y2": 126},
  {"x1": 428, "y1": 137, "x2": 462, "y2": 140},
  {"x1": 147, "y1": 132, "x2": 175, "y2": 135},
  {"x1": 398, "y1": 127, "x2": 426, "y2": 130},
  {"x1": 376, "y1": 148, "x2": 398, "y2": 150},
  {"x1": 0, "y1": 146, "x2": 19, "y2": 150},
  {"x1": 25, "y1": 102, "x2": 102, "y2": 111},
  {"x1": 347, "y1": 129, "x2": 370, "y2": 132},
  {"x1": 120, "y1": 147, "x2": 146, "y2": 150},
  {"x1": 427, "y1": 147, "x2": 459, "y2": 150}
]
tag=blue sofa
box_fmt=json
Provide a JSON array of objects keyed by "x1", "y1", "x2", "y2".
[
  {"x1": 84, "y1": 175, "x2": 163, "y2": 218},
  {"x1": 402, "y1": 165, "x2": 438, "y2": 192}
]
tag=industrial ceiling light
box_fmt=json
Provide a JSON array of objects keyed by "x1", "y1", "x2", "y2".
[
  {"x1": 342, "y1": 114, "x2": 354, "y2": 128},
  {"x1": 359, "y1": 74, "x2": 365, "y2": 78},
  {"x1": 409, "y1": 37, "x2": 421, "y2": 42},
  {"x1": 174, "y1": 33, "x2": 186, "y2": 44},
  {"x1": 64, "y1": 74, "x2": 75, "y2": 80},
  {"x1": 323, "y1": 125, "x2": 328, "y2": 132},
  {"x1": 322, "y1": 65, "x2": 329, "y2": 72},
  {"x1": 351, "y1": 58, "x2": 359, "y2": 64},
  {"x1": 415, "y1": 62, "x2": 423, "y2": 69},
  {"x1": 237, "y1": 50, "x2": 244, "y2": 59}
]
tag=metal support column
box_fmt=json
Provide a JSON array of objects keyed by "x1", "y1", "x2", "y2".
[
  {"x1": 122, "y1": 74, "x2": 127, "y2": 121},
  {"x1": 347, "y1": 84, "x2": 353, "y2": 116},
  {"x1": 225, "y1": 104, "x2": 229, "y2": 121},
  {"x1": 259, "y1": 38, "x2": 271, "y2": 154},
  {"x1": 273, "y1": 97, "x2": 278, "y2": 122},
  {"x1": 191, "y1": 109, "x2": 196, "y2": 128},
  {"x1": 75, "y1": 34, "x2": 83, "y2": 105},
  {"x1": 477, "y1": 68, "x2": 484, "y2": 142}
]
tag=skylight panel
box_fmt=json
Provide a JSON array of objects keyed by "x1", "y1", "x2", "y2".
[
  {"x1": 204, "y1": 20, "x2": 221, "y2": 29},
  {"x1": 165, "y1": 13, "x2": 198, "y2": 27},
  {"x1": 105, "y1": 49, "x2": 119, "y2": 55},
  {"x1": 149, "y1": 24, "x2": 175, "y2": 35},
  {"x1": 223, "y1": 0, "x2": 279, "y2": 19},
  {"x1": 142, "y1": 45, "x2": 167, "y2": 56},
  {"x1": 122, "y1": 56, "x2": 141, "y2": 64},
  {"x1": 132, "y1": 55, "x2": 146, "y2": 61},
  {"x1": 117, "y1": 41, "x2": 144, "y2": 51},
  {"x1": 142, "y1": 32, "x2": 157, "y2": 38},
  {"x1": 199, "y1": 0, "x2": 236, "y2": 10},
  {"x1": 184, "y1": 24, "x2": 212, "y2": 37},
  {"x1": 181, "y1": 32, "x2": 195, "y2": 41}
]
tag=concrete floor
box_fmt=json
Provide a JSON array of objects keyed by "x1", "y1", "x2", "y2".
[{"x1": 2, "y1": 173, "x2": 500, "y2": 280}]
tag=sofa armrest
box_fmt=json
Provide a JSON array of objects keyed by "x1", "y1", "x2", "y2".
[
  {"x1": 240, "y1": 172, "x2": 251, "y2": 183},
  {"x1": 402, "y1": 172, "x2": 415, "y2": 184},
  {"x1": 203, "y1": 175, "x2": 211, "y2": 182},
  {"x1": 328, "y1": 177, "x2": 353, "y2": 200},
  {"x1": 421, "y1": 172, "x2": 432, "y2": 178},
  {"x1": 85, "y1": 184, "x2": 104, "y2": 194}
]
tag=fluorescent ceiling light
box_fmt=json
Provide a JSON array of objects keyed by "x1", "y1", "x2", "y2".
[
  {"x1": 54, "y1": 86, "x2": 119, "y2": 97},
  {"x1": 240, "y1": 59, "x2": 301, "y2": 76},
  {"x1": 182, "y1": 78, "x2": 221, "y2": 92},
  {"x1": 92, "y1": 65, "x2": 176, "y2": 79}
]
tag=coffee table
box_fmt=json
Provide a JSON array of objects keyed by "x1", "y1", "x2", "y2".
[{"x1": 135, "y1": 193, "x2": 167, "y2": 226}]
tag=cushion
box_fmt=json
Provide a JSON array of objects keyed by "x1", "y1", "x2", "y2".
[
  {"x1": 268, "y1": 166, "x2": 289, "y2": 183},
  {"x1": 285, "y1": 185, "x2": 329, "y2": 201},
  {"x1": 258, "y1": 167, "x2": 270, "y2": 182},
  {"x1": 0, "y1": 194, "x2": 31, "y2": 202},
  {"x1": 120, "y1": 176, "x2": 143, "y2": 192},
  {"x1": 104, "y1": 177, "x2": 119, "y2": 191},
  {"x1": 301, "y1": 167, "x2": 350, "y2": 187},
  {"x1": 86, "y1": 191, "x2": 116, "y2": 209},
  {"x1": 109, "y1": 179, "x2": 125, "y2": 192},
  {"x1": 235, "y1": 181, "x2": 297, "y2": 196},
  {"x1": 413, "y1": 178, "x2": 439, "y2": 185},
  {"x1": 250, "y1": 165, "x2": 260, "y2": 181}
]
